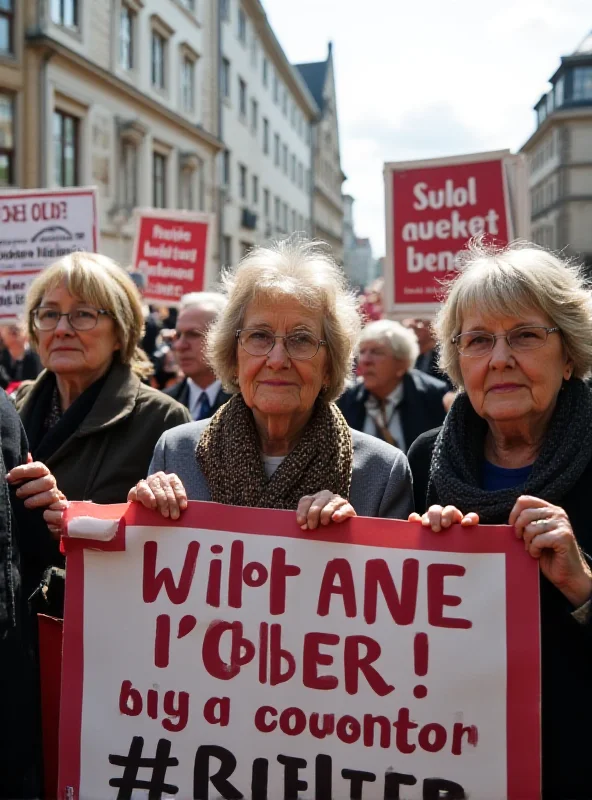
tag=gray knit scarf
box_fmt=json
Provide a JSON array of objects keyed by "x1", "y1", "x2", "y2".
[
  {"x1": 427, "y1": 379, "x2": 592, "y2": 524},
  {"x1": 196, "y1": 394, "x2": 353, "y2": 509}
]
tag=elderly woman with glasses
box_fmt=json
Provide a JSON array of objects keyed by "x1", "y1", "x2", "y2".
[
  {"x1": 407, "y1": 239, "x2": 592, "y2": 798},
  {"x1": 129, "y1": 238, "x2": 413, "y2": 530},
  {"x1": 14, "y1": 253, "x2": 190, "y2": 540}
]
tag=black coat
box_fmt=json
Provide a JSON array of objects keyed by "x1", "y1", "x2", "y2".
[
  {"x1": 408, "y1": 428, "x2": 592, "y2": 800},
  {"x1": 0, "y1": 390, "x2": 55, "y2": 798},
  {"x1": 164, "y1": 378, "x2": 231, "y2": 418},
  {"x1": 337, "y1": 370, "x2": 448, "y2": 452}
]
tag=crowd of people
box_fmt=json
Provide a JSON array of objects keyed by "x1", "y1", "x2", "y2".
[{"x1": 0, "y1": 236, "x2": 591, "y2": 799}]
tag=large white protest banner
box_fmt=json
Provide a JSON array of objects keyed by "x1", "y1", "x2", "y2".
[
  {"x1": 55, "y1": 501, "x2": 541, "y2": 799},
  {"x1": 0, "y1": 187, "x2": 98, "y2": 322}
]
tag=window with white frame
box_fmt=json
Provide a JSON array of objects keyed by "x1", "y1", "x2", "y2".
[
  {"x1": 222, "y1": 149, "x2": 230, "y2": 186},
  {"x1": 54, "y1": 109, "x2": 79, "y2": 187},
  {"x1": 274, "y1": 196, "x2": 280, "y2": 227},
  {"x1": 282, "y1": 202, "x2": 287, "y2": 231},
  {"x1": 181, "y1": 55, "x2": 195, "y2": 113},
  {"x1": 238, "y1": 6, "x2": 246, "y2": 45},
  {"x1": 221, "y1": 58, "x2": 231, "y2": 100},
  {"x1": 153, "y1": 152, "x2": 166, "y2": 207},
  {"x1": 222, "y1": 235, "x2": 232, "y2": 266},
  {"x1": 51, "y1": 0, "x2": 78, "y2": 28},
  {"x1": 121, "y1": 140, "x2": 137, "y2": 207},
  {"x1": 573, "y1": 67, "x2": 592, "y2": 101},
  {"x1": 274, "y1": 133, "x2": 279, "y2": 166},
  {"x1": 250, "y1": 98, "x2": 258, "y2": 133},
  {"x1": 282, "y1": 144, "x2": 287, "y2": 174},
  {"x1": 291, "y1": 209, "x2": 296, "y2": 232},
  {"x1": 151, "y1": 31, "x2": 166, "y2": 89},
  {"x1": 282, "y1": 88, "x2": 287, "y2": 116},
  {"x1": 179, "y1": 169, "x2": 194, "y2": 210},
  {"x1": 220, "y1": 0, "x2": 230, "y2": 22},
  {"x1": 119, "y1": 5, "x2": 134, "y2": 70},
  {"x1": 263, "y1": 189, "x2": 269, "y2": 218},
  {"x1": 263, "y1": 117, "x2": 269, "y2": 154},
  {"x1": 238, "y1": 77, "x2": 247, "y2": 118},
  {"x1": 262, "y1": 57, "x2": 269, "y2": 87},
  {"x1": 273, "y1": 72, "x2": 279, "y2": 104},
  {"x1": 252, "y1": 174, "x2": 258, "y2": 205},
  {"x1": 239, "y1": 163, "x2": 247, "y2": 200},
  {"x1": 290, "y1": 154, "x2": 295, "y2": 182}
]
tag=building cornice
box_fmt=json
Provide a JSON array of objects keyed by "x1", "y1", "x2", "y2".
[
  {"x1": 520, "y1": 106, "x2": 592, "y2": 152},
  {"x1": 315, "y1": 182, "x2": 344, "y2": 215},
  {"x1": 25, "y1": 32, "x2": 224, "y2": 152},
  {"x1": 242, "y1": 0, "x2": 319, "y2": 119}
]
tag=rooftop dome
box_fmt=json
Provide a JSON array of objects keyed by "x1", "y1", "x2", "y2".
[{"x1": 573, "y1": 30, "x2": 592, "y2": 55}]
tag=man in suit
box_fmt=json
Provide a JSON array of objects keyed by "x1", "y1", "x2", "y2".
[
  {"x1": 338, "y1": 319, "x2": 449, "y2": 453},
  {"x1": 404, "y1": 317, "x2": 454, "y2": 390},
  {"x1": 164, "y1": 292, "x2": 231, "y2": 419}
]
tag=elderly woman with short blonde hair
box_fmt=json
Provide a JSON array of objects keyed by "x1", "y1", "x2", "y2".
[
  {"x1": 130, "y1": 238, "x2": 413, "y2": 528},
  {"x1": 407, "y1": 238, "x2": 592, "y2": 797},
  {"x1": 16, "y1": 252, "x2": 190, "y2": 511}
]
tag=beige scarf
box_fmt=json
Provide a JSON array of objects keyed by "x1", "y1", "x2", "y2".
[{"x1": 196, "y1": 394, "x2": 353, "y2": 509}]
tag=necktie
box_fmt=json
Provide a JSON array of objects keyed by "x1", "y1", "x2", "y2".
[
  {"x1": 196, "y1": 391, "x2": 212, "y2": 420},
  {"x1": 372, "y1": 398, "x2": 399, "y2": 448}
]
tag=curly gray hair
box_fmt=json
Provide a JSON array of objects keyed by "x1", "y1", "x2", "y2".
[
  {"x1": 207, "y1": 237, "x2": 362, "y2": 402},
  {"x1": 436, "y1": 238, "x2": 592, "y2": 388}
]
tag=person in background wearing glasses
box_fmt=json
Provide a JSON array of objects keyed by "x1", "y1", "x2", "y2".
[
  {"x1": 13, "y1": 254, "x2": 190, "y2": 604},
  {"x1": 129, "y1": 238, "x2": 413, "y2": 530},
  {"x1": 407, "y1": 239, "x2": 592, "y2": 799},
  {"x1": 163, "y1": 292, "x2": 232, "y2": 419}
]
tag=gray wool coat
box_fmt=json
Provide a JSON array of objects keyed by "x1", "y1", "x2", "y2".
[{"x1": 149, "y1": 419, "x2": 414, "y2": 519}]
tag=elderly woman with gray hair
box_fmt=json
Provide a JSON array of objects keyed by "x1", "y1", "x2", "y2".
[
  {"x1": 129, "y1": 238, "x2": 413, "y2": 529},
  {"x1": 407, "y1": 239, "x2": 592, "y2": 798},
  {"x1": 338, "y1": 319, "x2": 450, "y2": 452}
]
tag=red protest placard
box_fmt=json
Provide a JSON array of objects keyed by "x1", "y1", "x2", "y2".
[
  {"x1": 56, "y1": 501, "x2": 540, "y2": 799},
  {"x1": 383, "y1": 151, "x2": 529, "y2": 317},
  {"x1": 132, "y1": 209, "x2": 215, "y2": 305}
]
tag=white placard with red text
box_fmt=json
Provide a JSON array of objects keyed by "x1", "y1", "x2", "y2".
[
  {"x1": 383, "y1": 151, "x2": 529, "y2": 317},
  {"x1": 0, "y1": 187, "x2": 98, "y2": 322},
  {"x1": 132, "y1": 209, "x2": 215, "y2": 306},
  {"x1": 58, "y1": 502, "x2": 541, "y2": 800}
]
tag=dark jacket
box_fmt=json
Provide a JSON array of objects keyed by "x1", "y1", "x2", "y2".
[
  {"x1": 164, "y1": 377, "x2": 231, "y2": 418},
  {"x1": 15, "y1": 361, "x2": 191, "y2": 505},
  {"x1": 337, "y1": 370, "x2": 448, "y2": 452},
  {"x1": 0, "y1": 390, "x2": 55, "y2": 798},
  {"x1": 408, "y1": 428, "x2": 592, "y2": 800},
  {"x1": 414, "y1": 347, "x2": 454, "y2": 390},
  {"x1": 0, "y1": 349, "x2": 42, "y2": 389}
]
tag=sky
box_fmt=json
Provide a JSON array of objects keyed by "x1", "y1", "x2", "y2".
[{"x1": 262, "y1": 0, "x2": 591, "y2": 258}]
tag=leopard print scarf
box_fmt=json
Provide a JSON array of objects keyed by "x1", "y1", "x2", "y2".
[{"x1": 196, "y1": 394, "x2": 353, "y2": 509}]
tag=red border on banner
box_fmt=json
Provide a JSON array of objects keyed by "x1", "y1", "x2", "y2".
[{"x1": 58, "y1": 501, "x2": 541, "y2": 798}]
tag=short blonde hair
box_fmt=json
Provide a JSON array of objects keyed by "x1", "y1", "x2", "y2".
[
  {"x1": 26, "y1": 252, "x2": 151, "y2": 378},
  {"x1": 436, "y1": 238, "x2": 592, "y2": 388},
  {"x1": 359, "y1": 319, "x2": 419, "y2": 368},
  {"x1": 207, "y1": 237, "x2": 362, "y2": 402}
]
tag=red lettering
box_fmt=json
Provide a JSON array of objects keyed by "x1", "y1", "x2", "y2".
[
  {"x1": 344, "y1": 635, "x2": 394, "y2": 697},
  {"x1": 143, "y1": 540, "x2": 200, "y2": 604},
  {"x1": 254, "y1": 706, "x2": 277, "y2": 733},
  {"x1": 451, "y1": 722, "x2": 478, "y2": 755},
  {"x1": 269, "y1": 547, "x2": 301, "y2": 615},
  {"x1": 202, "y1": 621, "x2": 255, "y2": 680},
  {"x1": 418, "y1": 722, "x2": 447, "y2": 753},
  {"x1": 364, "y1": 558, "x2": 418, "y2": 624},
  {"x1": 119, "y1": 679, "x2": 142, "y2": 716},
  {"x1": 206, "y1": 557, "x2": 222, "y2": 607},
  {"x1": 147, "y1": 689, "x2": 158, "y2": 719},
  {"x1": 269, "y1": 623, "x2": 295, "y2": 685},
  {"x1": 427, "y1": 564, "x2": 472, "y2": 629},
  {"x1": 162, "y1": 690, "x2": 190, "y2": 732},
  {"x1": 203, "y1": 696, "x2": 230, "y2": 727},
  {"x1": 279, "y1": 707, "x2": 307, "y2": 736},
  {"x1": 336, "y1": 715, "x2": 361, "y2": 744},
  {"x1": 154, "y1": 614, "x2": 170, "y2": 668},
  {"x1": 302, "y1": 632, "x2": 339, "y2": 690},
  {"x1": 316, "y1": 559, "x2": 357, "y2": 618},
  {"x1": 392, "y1": 707, "x2": 417, "y2": 754},
  {"x1": 310, "y1": 712, "x2": 335, "y2": 739},
  {"x1": 258, "y1": 622, "x2": 268, "y2": 684},
  {"x1": 363, "y1": 715, "x2": 391, "y2": 748}
]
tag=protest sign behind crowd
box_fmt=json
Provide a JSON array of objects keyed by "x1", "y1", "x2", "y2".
[
  {"x1": 383, "y1": 150, "x2": 529, "y2": 318},
  {"x1": 0, "y1": 187, "x2": 98, "y2": 322},
  {"x1": 54, "y1": 501, "x2": 541, "y2": 800},
  {"x1": 132, "y1": 209, "x2": 215, "y2": 306}
]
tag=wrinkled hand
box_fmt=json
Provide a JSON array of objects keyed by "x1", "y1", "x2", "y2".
[
  {"x1": 408, "y1": 505, "x2": 479, "y2": 532},
  {"x1": 7, "y1": 461, "x2": 63, "y2": 510},
  {"x1": 44, "y1": 498, "x2": 68, "y2": 540},
  {"x1": 296, "y1": 490, "x2": 356, "y2": 531},
  {"x1": 510, "y1": 495, "x2": 592, "y2": 607},
  {"x1": 128, "y1": 472, "x2": 188, "y2": 519}
]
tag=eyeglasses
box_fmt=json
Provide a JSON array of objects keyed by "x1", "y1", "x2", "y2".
[
  {"x1": 452, "y1": 325, "x2": 560, "y2": 357},
  {"x1": 32, "y1": 307, "x2": 112, "y2": 332},
  {"x1": 236, "y1": 328, "x2": 326, "y2": 360},
  {"x1": 172, "y1": 329, "x2": 206, "y2": 343}
]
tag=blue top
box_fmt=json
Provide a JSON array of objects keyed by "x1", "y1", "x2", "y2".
[{"x1": 481, "y1": 460, "x2": 533, "y2": 491}]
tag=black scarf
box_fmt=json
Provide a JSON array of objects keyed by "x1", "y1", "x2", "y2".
[
  {"x1": 427, "y1": 379, "x2": 592, "y2": 524},
  {"x1": 22, "y1": 370, "x2": 109, "y2": 463}
]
